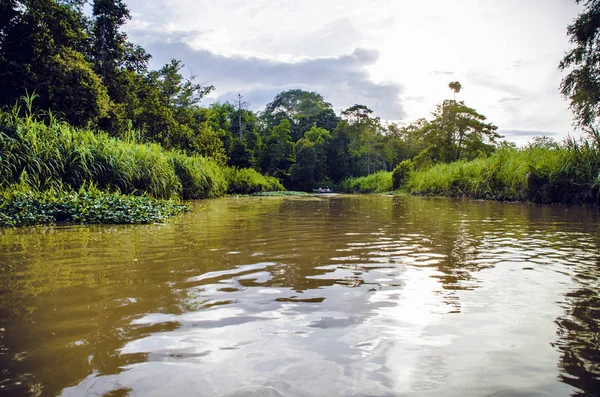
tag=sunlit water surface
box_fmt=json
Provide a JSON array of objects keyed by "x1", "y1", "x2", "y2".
[{"x1": 0, "y1": 195, "x2": 599, "y2": 396}]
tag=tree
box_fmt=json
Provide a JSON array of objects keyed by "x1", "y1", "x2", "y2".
[
  {"x1": 92, "y1": 0, "x2": 130, "y2": 80},
  {"x1": 291, "y1": 126, "x2": 331, "y2": 190},
  {"x1": 448, "y1": 81, "x2": 462, "y2": 101},
  {"x1": 560, "y1": 0, "x2": 600, "y2": 146},
  {"x1": 417, "y1": 99, "x2": 501, "y2": 163},
  {"x1": 260, "y1": 119, "x2": 295, "y2": 182},
  {"x1": 208, "y1": 102, "x2": 261, "y2": 169},
  {"x1": 0, "y1": 0, "x2": 99, "y2": 125},
  {"x1": 341, "y1": 104, "x2": 379, "y2": 125},
  {"x1": 261, "y1": 89, "x2": 339, "y2": 141},
  {"x1": 334, "y1": 105, "x2": 387, "y2": 176}
]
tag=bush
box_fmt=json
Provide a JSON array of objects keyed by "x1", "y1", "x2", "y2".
[
  {"x1": 225, "y1": 167, "x2": 284, "y2": 194},
  {"x1": 392, "y1": 160, "x2": 413, "y2": 190},
  {"x1": 340, "y1": 171, "x2": 392, "y2": 193}
]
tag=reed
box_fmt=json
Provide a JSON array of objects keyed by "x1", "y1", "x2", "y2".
[
  {"x1": 224, "y1": 167, "x2": 284, "y2": 194},
  {"x1": 0, "y1": 101, "x2": 228, "y2": 200},
  {"x1": 407, "y1": 143, "x2": 600, "y2": 204},
  {"x1": 340, "y1": 171, "x2": 393, "y2": 193},
  {"x1": 337, "y1": 142, "x2": 599, "y2": 205}
]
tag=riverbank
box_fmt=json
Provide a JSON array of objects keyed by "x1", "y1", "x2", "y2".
[
  {"x1": 0, "y1": 107, "x2": 283, "y2": 227},
  {"x1": 340, "y1": 141, "x2": 600, "y2": 205}
]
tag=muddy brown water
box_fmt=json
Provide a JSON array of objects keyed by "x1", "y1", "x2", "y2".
[{"x1": 0, "y1": 195, "x2": 598, "y2": 396}]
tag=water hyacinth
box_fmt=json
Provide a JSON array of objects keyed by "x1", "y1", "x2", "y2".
[{"x1": 0, "y1": 185, "x2": 188, "y2": 227}]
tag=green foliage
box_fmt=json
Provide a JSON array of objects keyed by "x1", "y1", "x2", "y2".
[
  {"x1": 406, "y1": 142, "x2": 600, "y2": 204},
  {"x1": 327, "y1": 106, "x2": 387, "y2": 182},
  {"x1": 334, "y1": 138, "x2": 600, "y2": 205},
  {"x1": 290, "y1": 126, "x2": 331, "y2": 190},
  {"x1": 340, "y1": 171, "x2": 393, "y2": 193},
  {"x1": 0, "y1": 0, "x2": 102, "y2": 125},
  {"x1": 225, "y1": 167, "x2": 284, "y2": 194},
  {"x1": 560, "y1": 0, "x2": 600, "y2": 146},
  {"x1": 260, "y1": 119, "x2": 296, "y2": 182},
  {"x1": 261, "y1": 89, "x2": 339, "y2": 141},
  {"x1": 392, "y1": 160, "x2": 413, "y2": 190},
  {"x1": 416, "y1": 99, "x2": 501, "y2": 163},
  {"x1": 170, "y1": 152, "x2": 227, "y2": 199},
  {"x1": 0, "y1": 102, "x2": 226, "y2": 200},
  {"x1": 0, "y1": 184, "x2": 187, "y2": 227}
]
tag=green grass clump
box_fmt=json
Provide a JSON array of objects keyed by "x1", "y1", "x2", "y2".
[
  {"x1": 171, "y1": 152, "x2": 227, "y2": 199},
  {"x1": 340, "y1": 171, "x2": 393, "y2": 193},
  {"x1": 0, "y1": 185, "x2": 188, "y2": 227},
  {"x1": 225, "y1": 167, "x2": 284, "y2": 194}
]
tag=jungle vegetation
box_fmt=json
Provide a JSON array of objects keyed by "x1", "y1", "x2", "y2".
[{"x1": 0, "y1": 0, "x2": 599, "y2": 226}]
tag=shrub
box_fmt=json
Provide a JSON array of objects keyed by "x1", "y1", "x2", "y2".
[
  {"x1": 225, "y1": 167, "x2": 284, "y2": 194},
  {"x1": 340, "y1": 171, "x2": 392, "y2": 193},
  {"x1": 392, "y1": 160, "x2": 413, "y2": 190}
]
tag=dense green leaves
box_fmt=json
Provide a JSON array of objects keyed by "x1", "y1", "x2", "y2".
[
  {"x1": 261, "y1": 89, "x2": 339, "y2": 141},
  {"x1": 260, "y1": 119, "x2": 295, "y2": 182},
  {"x1": 560, "y1": 0, "x2": 600, "y2": 146},
  {"x1": 392, "y1": 160, "x2": 413, "y2": 190},
  {"x1": 0, "y1": 185, "x2": 188, "y2": 227}
]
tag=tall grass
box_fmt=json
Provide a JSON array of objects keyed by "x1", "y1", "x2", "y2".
[
  {"x1": 407, "y1": 143, "x2": 600, "y2": 204},
  {"x1": 340, "y1": 171, "x2": 393, "y2": 193},
  {"x1": 0, "y1": 102, "x2": 277, "y2": 200},
  {"x1": 337, "y1": 142, "x2": 599, "y2": 205},
  {"x1": 224, "y1": 167, "x2": 284, "y2": 194},
  {"x1": 171, "y1": 152, "x2": 227, "y2": 199}
]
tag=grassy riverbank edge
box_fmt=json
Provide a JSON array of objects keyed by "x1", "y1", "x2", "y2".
[
  {"x1": 339, "y1": 143, "x2": 600, "y2": 205},
  {"x1": 0, "y1": 105, "x2": 285, "y2": 227}
]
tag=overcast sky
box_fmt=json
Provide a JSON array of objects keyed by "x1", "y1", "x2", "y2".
[{"x1": 124, "y1": 0, "x2": 582, "y2": 145}]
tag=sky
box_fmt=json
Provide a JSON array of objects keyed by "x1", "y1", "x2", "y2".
[{"x1": 123, "y1": 0, "x2": 583, "y2": 145}]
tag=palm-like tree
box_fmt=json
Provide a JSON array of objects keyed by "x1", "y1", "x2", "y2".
[{"x1": 448, "y1": 81, "x2": 462, "y2": 101}]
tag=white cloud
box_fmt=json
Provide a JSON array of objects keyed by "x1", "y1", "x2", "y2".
[{"x1": 124, "y1": 0, "x2": 583, "y2": 144}]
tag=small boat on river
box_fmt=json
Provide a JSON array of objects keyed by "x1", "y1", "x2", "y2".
[{"x1": 312, "y1": 188, "x2": 332, "y2": 193}]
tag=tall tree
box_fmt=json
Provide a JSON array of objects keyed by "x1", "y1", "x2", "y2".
[
  {"x1": 560, "y1": 0, "x2": 600, "y2": 146},
  {"x1": 261, "y1": 89, "x2": 339, "y2": 141},
  {"x1": 92, "y1": 0, "x2": 129, "y2": 80},
  {"x1": 291, "y1": 126, "x2": 331, "y2": 190},
  {"x1": 0, "y1": 0, "x2": 108, "y2": 125},
  {"x1": 416, "y1": 100, "x2": 500, "y2": 164},
  {"x1": 260, "y1": 119, "x2": 295, "y2": 182}
]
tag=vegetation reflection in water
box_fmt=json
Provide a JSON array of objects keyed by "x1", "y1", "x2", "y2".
[{"x1": 0, "y1": 196, "x2": 598, "y2": 396}]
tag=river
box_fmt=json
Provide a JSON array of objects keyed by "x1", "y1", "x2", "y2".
[{"x1": 0, "y1": 195, "x2": 598, "y2": 396}]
